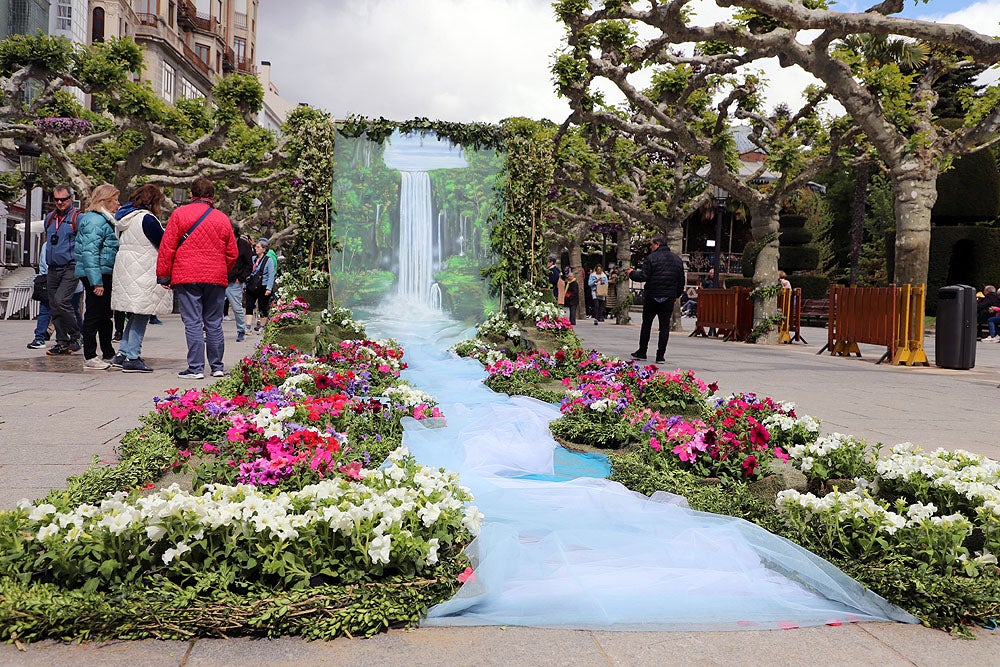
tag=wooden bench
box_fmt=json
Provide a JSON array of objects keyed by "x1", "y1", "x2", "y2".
[{"x1": 800, "y1": 298, "x2": 830, "y2": 326}]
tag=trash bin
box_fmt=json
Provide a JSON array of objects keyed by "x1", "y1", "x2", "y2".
[{"x1": 935, "y1": 284, "x2": 976, "y2": 369}]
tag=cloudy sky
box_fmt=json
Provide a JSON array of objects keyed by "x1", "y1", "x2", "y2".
[{"x1": 256, "y1": 1, "x2": 1000, "y2": 124}]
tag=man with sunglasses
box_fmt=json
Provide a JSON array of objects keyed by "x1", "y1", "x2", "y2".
[{"x1": 44, "y1": 186, "x2": 83, "y2": 355}]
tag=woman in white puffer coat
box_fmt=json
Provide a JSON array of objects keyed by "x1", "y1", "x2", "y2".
[{"x1": 110, "y1": 184, "x2": 172, "y2": 373}]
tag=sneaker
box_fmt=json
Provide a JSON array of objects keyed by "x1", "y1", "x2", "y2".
[
  {"x1": 211, "y1": 369, "x2": 225, "y2": 378},
  {"x1": 630, "y1": 351, "x2": 647, "y2": 360},
  {"x1": 46, "y1": 344, "x2": 71, "y2": 356},
  {"x1": 67, "y1": 340, "x2": 81, "y2": 353},
  {"x1": 594, "y1": 320, "x2": 599, "y2": 325},
  {"x1": 150, "y1": 316, "x2": 163, "y2": 325},
  {"x1": 112, "y1": 333, "x2": 123, "y2": 342},
  {"x1": 253, "y1": 324, "x2": 261, "y2": 332},
  {"x1": 108, "y1": 353, "x2": 126, "y2": 368},
  {"x1": 26, "y1": 339, "x2": 46, "y2": 349},
  {"x1": 223, "y1": 315, "x2": 232, "y2": 321},
  {"x1": 84, "y1": 357, "x2": 111, "y2": 370},
  {"x1": 177, "y1": 369, "x2": 205, "y2": 380},
  {"x1": 655, "y1": 357, "x2": 666, "y2": 364},
  {"x1": 122, "y1": 358, "x2": 153, "y2": 373},
  {"x1": 236, "y1": 333, "x2": 245, "y2": 342}
]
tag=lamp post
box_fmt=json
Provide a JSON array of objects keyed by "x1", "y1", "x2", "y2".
[
  {"x1": 17, "y1": 142, "x2": 41, "y2": 267},
  {"x1": 712, "y1": 184, "x2": 728, "y2": 282}
]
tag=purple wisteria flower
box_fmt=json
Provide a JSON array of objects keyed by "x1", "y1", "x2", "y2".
[{"x1": 34, "y1": 117, "x2": 92, "y2": 137}]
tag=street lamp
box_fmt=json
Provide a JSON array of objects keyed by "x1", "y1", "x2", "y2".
[
  {"x1": 17, "y1": 142, "x2": 41, "y2": 267},
  {"x1": 711, "y1": 184, "x2": 728, "y2": 282}
]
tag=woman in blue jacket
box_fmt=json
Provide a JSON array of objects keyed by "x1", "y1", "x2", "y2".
[
  {"x1": 75, "y1": 184, "x2": 120, "y2": 369},
  {"x1": 246, "y1": 237, "x2": 277, "y2": 332}
]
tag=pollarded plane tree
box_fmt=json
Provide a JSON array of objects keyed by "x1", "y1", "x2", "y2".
[
  {"x1": 554, "y1": 3, "x2": 860, "y2": 341},
  {"x1": 0, "y1": 33, "x2": 285, "y2": 232},
  {"x1": 552, "y1": 117, "x2": 710, "y2": 324},
  {"x1": 695, "y1": 0, "x2": 1000, "y2": 286}
]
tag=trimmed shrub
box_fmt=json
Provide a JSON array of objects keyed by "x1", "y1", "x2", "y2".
[
  {"x1": 778, "y1": 246, "x2": 820, "y2": 272},
  {"x1": 925, "y1": 226, "x2": 1000, "y2": 314},
  {"x1": 778, "y1": 227, "x2": 814, "y2": 246},
  {"x1": 933, "y1": 118, "x2": 1000, "y2": 224}
]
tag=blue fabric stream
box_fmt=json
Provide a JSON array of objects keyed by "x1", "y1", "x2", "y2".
[{"x1": 365, "y1": 313, "x2": 917, "y2": 631}]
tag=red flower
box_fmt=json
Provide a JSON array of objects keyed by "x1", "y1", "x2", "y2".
[
  {"x1": 741, "y1": 455, "x2": 758, "y2": 476},
  {"x1": 749, "y1": 421, "x2": 770, "y2": 448},
  {"x1": 457, "y1": 567, "x2": 476, "y2": 584}
]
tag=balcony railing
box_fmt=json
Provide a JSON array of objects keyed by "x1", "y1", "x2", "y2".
[
  {"x1": 221, "y1": 45, "x2": 235, "y2": 73},
  {"x1": 177, "y1": 0, "x2": 197, "y2": 28},
  {"x1": 136, "y1": 13, "x2": 158, "y2": 27},
  {"x1": 236, "y1": 57, "x2": 255, "y2": 75},
  {"x1": 181, "y1": 42, "x2": 211, "y2": 78},
  {"x1": 234, "y1": 12, "x2": 248, "y2": 30}
]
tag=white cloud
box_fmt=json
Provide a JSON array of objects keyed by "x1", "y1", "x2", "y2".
[
  {"x1": 256, "y1": 1, "x2": 1000, "y2": 125},
  {"x1": 257, "y1": 0, "x2": 571, "y2": 123}
]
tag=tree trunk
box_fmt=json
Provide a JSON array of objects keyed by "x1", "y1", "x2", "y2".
[
  {"x1": 750, "y1": 203, "x2": 781, "y2": 344},
  {"x1": 892, "y1": 170, "x2": 939, "y2": 287},
  {"x1": 614, "y1": 234, "x2": 632, "y2": 324},
  {"x1": 665, "y1": 218, "x2": 685, "y2": 332},
  {"x1": 849, "y1": 160, "x2": 869, "y2": 285}
]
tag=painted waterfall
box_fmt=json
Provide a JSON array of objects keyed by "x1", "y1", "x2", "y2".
[{"x1": 332, "y1": 129, "x2": 502, "y2": 320}]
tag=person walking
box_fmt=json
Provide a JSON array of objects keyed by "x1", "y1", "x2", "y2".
[
  {"x1": 42, "y1": 185, "x2": 83, "y2": 356},
  {"x1": 246, "y1": 237, "x2": 277, "y2": 332},
  {"x1": 156, "y1": 177, "x2": 237, "y2": 380},
  {"x1": 564, "y1": 271, "x2": 580, "y2": 325},
  {"x1": 110, "y1": 184, "x2": 172, "y2": 373},
  {"x1": 75, "y1": 184, "x2": 120, "y2": 369},
  {"x1": 625, "y1": 236, "x2": 685, "y2": 364},
  {"x1": 226, "y1": 224, "x2": 254, "y2": 342},
  {"x1": 547, "y1": 255, "x2": 561, "y2": 300},
  {"x1": 588, "y1": 265, "x2": 609, "y2": 325}
]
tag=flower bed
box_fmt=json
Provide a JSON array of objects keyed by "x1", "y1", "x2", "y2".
[
  {"x1": 456, "y1": 332, "x2": 1000, "y2": 634},
  {"x1": 0, "y1": 302, "x2": 480, "y2": 642}
]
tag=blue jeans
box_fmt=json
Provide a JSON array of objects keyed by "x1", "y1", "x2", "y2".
[
  {"x1": 175, "y1": 283, "x2": 226, "y2": 373},
  {"x1": 226, "y1": 281, "x2": 247, "y2": 335},
  {"x1": 32, "y1": 301, "x2": 51, "y2": 341},
  {"x1": 989, "y1": 315, "x2": 1000, "y2": 338},
  {"x1": 119, "y1": 313, "x2": 150, "y2": 360}
]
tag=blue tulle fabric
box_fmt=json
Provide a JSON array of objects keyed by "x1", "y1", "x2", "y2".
[{"x1": 365, "y1": 312, "x2": 917, "y2": 631}]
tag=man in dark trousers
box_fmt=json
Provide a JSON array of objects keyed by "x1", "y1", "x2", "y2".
[
  {"x1": 43, "y1": 185, "x2": 83, "y2": 355},
  {"x1": 625, "y1": 236, "x2": 685, "y2": 364},
  {"x1": 547, "y1": 255, "x2": 561, "y2": 299}
]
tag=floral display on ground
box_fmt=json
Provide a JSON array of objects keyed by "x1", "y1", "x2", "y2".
[
  {"x1": 2, "y1": 283, "x2": 999, "y2": 641},
  {"x1": 454, "y1": 306, "x2": 1000, "y2": 635},
  {"x1": 0, "y1": 294, "x2": 480, "y2": 642}
]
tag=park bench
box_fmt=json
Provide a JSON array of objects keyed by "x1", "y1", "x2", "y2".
[{"x1": 800, "y1": 298, "x2": 829, "y2": 326}]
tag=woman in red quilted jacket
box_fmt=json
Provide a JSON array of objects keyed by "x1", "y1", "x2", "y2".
[{"x1": 156, "y1": 177, "x2": 237, "y2": 380}]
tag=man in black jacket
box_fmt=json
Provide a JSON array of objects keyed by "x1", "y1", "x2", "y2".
[
  {"x1": 548, "y1": 255, "x2": 561, "y2": 299},
  {"x1": 625, "y1": 236, "x2": 685, "y2": 364},
  {"x1": 226, "y1": 224, "x2": 254, "y2": 342}
]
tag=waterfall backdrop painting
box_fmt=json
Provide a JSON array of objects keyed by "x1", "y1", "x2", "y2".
[{"x1": 332, "y1": 130, "x2": 502, "y2": 320}]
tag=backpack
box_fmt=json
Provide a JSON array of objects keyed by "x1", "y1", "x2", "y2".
[
  {"x1": 248, "y1": 249, "x2": 280, "y2": 293},
  {"x1": 265, "y1": 248, "x2": 280, "y2": 285},
  {"x1": 44, "y1": 208, "x2": 80, "y2": 234}
]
